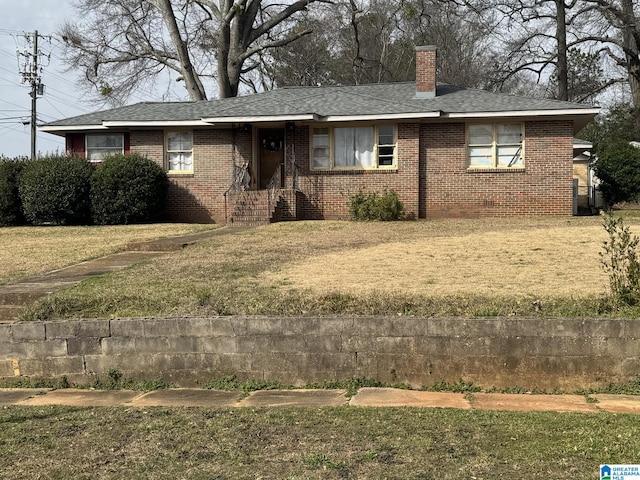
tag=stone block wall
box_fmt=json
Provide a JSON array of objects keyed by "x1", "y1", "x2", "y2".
[{"x1": 1, "y1": 317, "x2": 638, "y2": 390}]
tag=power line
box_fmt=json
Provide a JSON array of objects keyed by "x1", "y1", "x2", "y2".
[
  {"x1": 0, "y1": 97, "x2": 29, "y2": 110},
  {"x1": 1, "y1": 46, "x2": 90, "y2": 110},
  {"x1": 42, "y1": 96, "x2": 72, "y2": 118},
  {"x1": 0, "y1": 124, "x2": 27, "y2": 137},
  {"x1": 17, "y1": 30, "x2": 52, "y2": 159}
]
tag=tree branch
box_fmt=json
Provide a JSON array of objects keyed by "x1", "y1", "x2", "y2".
[{"x1": 240, "y1": 28, "x2": 313, "y2": 61}]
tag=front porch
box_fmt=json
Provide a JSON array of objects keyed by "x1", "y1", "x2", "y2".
[
  {"x1": 225, "y1": 187, "x2": 304, "y2": 226},
  {"x1": 224, "y1": 125, "x2": 306, "y2": 226}
]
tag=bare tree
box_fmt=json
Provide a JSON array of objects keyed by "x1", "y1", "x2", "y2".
[
  {"x1": 61, "y1": 0, "x2": 327, "y2": 102},
  {"x1": 578, "y1": 0, "x2": 640, "y2": 134},
  {"x1": 261, "y1": 0, "x2": 494, "y2": 89},
  {"x1": 549, "y1": 48, "x2": 607, "y2": 102},
  {"x1": 455, "y1": 0, "x2": 582, "y2": 100}
]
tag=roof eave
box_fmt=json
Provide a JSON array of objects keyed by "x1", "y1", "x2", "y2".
[
  {"x1": 446, "y1": 108, "x2": 600, "y2": 134},
  {"x1": 103, "y1": 120, "x2": 212, "y2": 127},
  {"x1": 38, "y1": 124, "x2": 108, "y2": 136},
  {"x1": 445, "y1": 108, "x2": 600, "y2": 119},
  {"x1": 201, "y1": 114, "x2": 319, "y2": 123},
  {"x1": 321, "y1": 112, "x2": 441, "y2": 122}
]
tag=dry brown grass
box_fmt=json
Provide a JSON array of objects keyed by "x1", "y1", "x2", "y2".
[
  {"x1": 263, "y1": 220, "x2": 611, "y2": 297},
  {"x1": 23, "y1": 212, "x2": 640, "y2": 320},
  {"x1": 0, "y1": 223, "x2": 217, "y2": 284}
]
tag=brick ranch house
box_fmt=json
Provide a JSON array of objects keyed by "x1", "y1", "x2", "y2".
[{"x1": 41, "y1": 46, "x2": 599, "y2": 224}]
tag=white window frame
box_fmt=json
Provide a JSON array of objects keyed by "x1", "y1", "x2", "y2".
[
  {"x1": 85, "y1": 133, "x2": 124, "y2": 163},
  {"x1": 310, "y1": 124, "x2": 397, "y2": 171},
  {"x1": 166, "y1": 131, "x2": 193, "y2": 173},
  {"x1": 467, "y1": 123, "x2": 524, "y2": 169}
]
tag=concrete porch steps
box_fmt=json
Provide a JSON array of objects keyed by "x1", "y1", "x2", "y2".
[{"x1": 230, "y1": 190, "x2": 283, "y2": 226}]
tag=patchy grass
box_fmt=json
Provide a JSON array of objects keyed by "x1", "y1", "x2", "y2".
[
  {"x1": 0, "y1": 405, "x2": 638, "y2": 479},
  {"x1": 0, "y1": 223, "x2": 218, "y2": 284},
  {"x1": 21, "y1": 214, "x2": 640, "y2": 320}
]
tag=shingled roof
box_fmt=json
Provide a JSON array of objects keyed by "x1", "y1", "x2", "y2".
[{"x1": 41, "y1": 82, "x2": 599, "y2": 134}]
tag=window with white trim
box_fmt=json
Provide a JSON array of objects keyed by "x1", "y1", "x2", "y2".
[
  {"x1": 311, "y1": 125, "x2": 397, "y2": 170},
  {"x1": 468, "y1": 123, "x2": 523, "y2": 169},
  {"x1": 86, "y1": 134, "x2": 124, "y2": 162},
  {"x1": 166, "y1": 131, "x2": 193, "y2": 172}
]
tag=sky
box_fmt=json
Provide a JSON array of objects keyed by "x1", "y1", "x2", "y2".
[
  {"x1": 1, "y1": 0, "x2": 172, "y2": 158},
  {"x1": 1, "y1": 0, "x2": 84, "y2": 156}
]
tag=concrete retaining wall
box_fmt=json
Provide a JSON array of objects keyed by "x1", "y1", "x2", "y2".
[{"x1": 1, "y1": 316, "x2": 639, "y2": 389}]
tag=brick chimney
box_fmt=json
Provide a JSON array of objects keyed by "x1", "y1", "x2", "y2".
[{"x1": 415, "y1": 45, "x2": 437, "y2": 99}]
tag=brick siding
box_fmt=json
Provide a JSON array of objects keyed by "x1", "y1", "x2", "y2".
[
  {"x1": 130, "y1": 128, "x2": 251, "y2": 223},
  {"x1": 294, "y1": 123, "x2": 420, "y2": 220},
  {"x1": 422, "y1": 120, "x2": 574, "y2": 218},
  {"x1": 125, "y1": 119, "x2": 574, "y2": 223}
]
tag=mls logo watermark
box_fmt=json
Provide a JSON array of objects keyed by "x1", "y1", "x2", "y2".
[{"x1": 601, "y1": 465, "x2": 640, "y2": 480}]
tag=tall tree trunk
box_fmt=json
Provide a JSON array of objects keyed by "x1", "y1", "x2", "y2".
[
  {"x1": 555, "y1": 0, "x2": 569, "y2": 101},
  {"x1": 217, "y1": 11, "x2": 234, "y2": 99},
  {"x1": 152, "y1": 0, "x2": 207, "y2": 101},
  {"x1": 620, "y1": 0, "x2": 640, "y2": 138}
]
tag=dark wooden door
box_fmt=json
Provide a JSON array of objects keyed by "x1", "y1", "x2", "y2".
[{"x1": 259, "y1": 129, "x2": 285, "y2": 190}]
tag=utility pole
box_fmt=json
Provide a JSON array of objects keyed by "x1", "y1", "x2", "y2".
[
  {"x1": 30, "y1": 31, "x2": 38, "y2": 161},
  {"x1": 18, "y1": 31, "x2": 48, "y2": 160}
]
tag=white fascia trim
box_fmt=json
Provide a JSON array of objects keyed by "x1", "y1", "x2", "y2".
[
  {"x1": 39, "y1": 125, "x2": 108, "y2": 132},
  {"x1": 322, "y1": 112, "x2": 441, "y2": 122},
  {"x1": 446, "y1": 108, "x2": 600, "y2": 119},
  {"x1": 201, "y1": 114, "x2": 318, "y2": 123},
  {"x1": 103, "y1": 120, "x2": 211, "y2": 127}
]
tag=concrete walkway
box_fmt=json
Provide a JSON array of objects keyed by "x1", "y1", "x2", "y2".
[
  {"x1": 1, "y1": 387, "x2": 639, "y2": 413},
  {"x1": 0, "y1": 226, "x2": 252, "y2": 322}
]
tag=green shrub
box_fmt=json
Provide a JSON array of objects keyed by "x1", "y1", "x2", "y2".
[
  {"x1": 0, "y1": 158, "x2": 26, "y2": 226},
  {"x1": 349, "y1": 190, "x2": 404, "y2": 221},
  {"x1": 600, "y1": 211, "x2": 640, "y2": 305},
  {"x1": 90, "y1": 153, "x2": 169, "y2": 225},
  {"x1": 18, "y1": 155, "x2": 94, "y2": 225},
  {"x1": 591, "y1": 141, "x2": 640, "y2": 205}
]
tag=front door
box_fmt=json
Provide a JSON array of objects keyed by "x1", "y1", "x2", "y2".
[{"x1": 259, "y1": 129, "x2": 285, "y2": 190}]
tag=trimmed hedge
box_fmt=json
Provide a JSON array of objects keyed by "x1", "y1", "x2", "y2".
[
  {"x1": 90, "y1": 153, "x2": 169, "y2": 224},
  {"x1": 0, "y1": 158, "x2": 26, "y2": 226},
  {"x1": 18, "y1": 155, "x2": 95, "y2": 225}
]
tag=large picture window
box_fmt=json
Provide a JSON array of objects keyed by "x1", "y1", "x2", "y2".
[
  {"x1": 468, "y1": 123, "x2": 523, "y2": 169},
  {"x1": 311, "y1": 125, "x2": 397, "y2": 170},
  {"x1": 166, "y1": 131, "x2": 193, "y2": 172},
  {"x1": 86, "y1": 134, "x2": 124, "y2": 162}
]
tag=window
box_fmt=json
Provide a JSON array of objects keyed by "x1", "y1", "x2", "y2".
[
  {"x1": 312, "y1": 128, "x2": 330, "y2": 168},
  {"x1": 166, "y1": 131, "x2": 193, "y2": 172},
  {"x1": 311, "y1": 125, "x2": 396, "y2": 170},
  {"x1": 86, "y1": 134, "x2": 124, "y2": 162},
  {"x1": 468, "y1": 123, "x2": 523, "y2": 169}
]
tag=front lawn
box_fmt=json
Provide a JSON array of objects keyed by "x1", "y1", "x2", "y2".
[
  {"x1": 0, "y1": 224, "x2": 218, "y2": 285},
  {"x1": 19, "y1": 213, "x2": 640, "y2": 320},
  {"x1": 0, "y1": 405, "x2": 637, "y2": 479}
]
